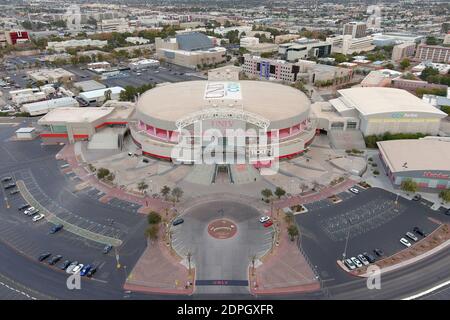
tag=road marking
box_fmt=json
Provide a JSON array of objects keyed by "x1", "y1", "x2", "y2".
[
  {"x1": 0, "y1": 280, "x2": 37, "y2": 300},
  {"x1": 402, "y1": 279, "x2": 450, "y2": 300}
]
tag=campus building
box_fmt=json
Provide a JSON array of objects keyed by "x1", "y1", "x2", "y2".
[
  {"x1": 415, "y1": 44, "x2": 450, "y2": 64},
  {"x1": 378, "y1": 137, "x2": 450, "y2": 190},
  {"x1": 343, "y1": 22, "x2": 367, "y2": 38},
  {"x1": 312, "y1": 87, "x2": 447, "y2": 136},
  {"x1": 38, "y1": 101, "x2": 135, "y2": 146},
  {"x1": 155, "y1": 32, "x2": 226, "y2": 69},
  {"x1": 326, "y1": 35, "x2": 375, "y2": 55},
  {"x1": 391, "y1": 42, "x2": 416, "y2": 61},
  {"x1": 278, "y1": 38, "x2": 332, "y2": 62},
  {"x1": 242, "y1": 54, "x2": 353, "y2": 85},
  {"x1": 130, "y1": 71, "x2": 317, "y2": 164}
]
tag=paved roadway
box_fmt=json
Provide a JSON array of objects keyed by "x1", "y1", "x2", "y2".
[{"x1": 0, "y1": 120, "x2": 449, "y2": 300}]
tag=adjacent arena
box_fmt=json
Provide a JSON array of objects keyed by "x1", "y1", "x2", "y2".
[{"x1": 130, "y1": 79, "x2": 316, "y2": 164}]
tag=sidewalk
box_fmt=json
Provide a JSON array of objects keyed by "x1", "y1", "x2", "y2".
[
  {"x1": 57, "y1": 144, "x2": 170, "y2": 214},
  {"x1": 274, "y1": 178, "x2": 357, "y2": 210},
  {"x1": 124, "y1": 228, "x2": 194, "y2": 295},
  {"x1": 249, "y1": 211, "x2": 320, "y2": 295}
]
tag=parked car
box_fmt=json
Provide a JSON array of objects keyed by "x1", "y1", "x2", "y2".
[
  {"x1": 25, "y1": 208, "x2": 39, "y2": 216},
  {"x1": 18, "y1": 204, "x2": 30, "y2": 211},
  {"x1": 86, "y1": 265, "x2": 97, "y2": 277},
  {"x1": 444, "y1": 208, "x2": 450, "y2": 216},
  {"x1": 263, "y1": 220, "x2": 273, "y2": 228},
  {"x1": 72, "y1": 264, "x2": 84, "y2": 274},
  {"x1": 38, "y1": 252, "x2": 51, "y2": 262},
  {"x1": 357, "y1": 254, "x2": 370, "y2": 266},
  {"x1": 412, "y1": 194, "x2": 421, "y2": 201},
  {"x1": 406, "y1": 231, "x2": 418, "y2": 242},
  {"x1": 32, "y1": 213, "x2": 45, "y2": 222},
  {"x1": 66, "y1": 261, "x2": 79, "y2": 274},
  {"x1": 4, "y1": 183, "x2": 16, "y2": 189},
  {"x1": 350, "y1": 257, "x2": 363, "y2": 268},
  {"x1": 172, "y1": 218, "x2": 184, "y2": 226},
  {"x1": 80, "y1": 264, "x2": 91, "y2": 276},
  {"x1": 349, "y1": 187, "x2": 360, "y2": 194},
  {"x1": 259, "y1": 216, "x2": 270, "y2": 223},
  {"x1": 363, "y1": 252, "x2": 376, "y2": 263},
  {"x1": 48, "y1": 255, "x2": 62, "y2": 265},
  {"x1": 59, "y1": 260, "x2": 71, "y2": 270},
  {"x1": 400, "y1": 238, "x2": 411, "y2": 247},
  {"x1": 49, "y1": 224, "x2": 64, "y2": 234},
  {"x1": 24, "y1": 207, "x2": 36, "y2": 215},
  {"x1": 1, "y1": 176, "x2": 12, "y2": 182},
  {"x1": 413, "y1": 227, "x2": 427, "y2": 237},
  {"x1": 373, "y1": 248, "x2": 384, "y2": 257},
  {"x1": 344, "y1": 258, "x2": 356, "y2": 270},
  {"x1": 103, "y1": 244, "x2": 113, "y2": 254},
  {"x1": 9, "y1": 189, "x2": 20, "y2": 195}
]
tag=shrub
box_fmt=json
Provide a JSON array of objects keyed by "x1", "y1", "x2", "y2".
[{"x1": 147, "y1": 211, "x2": 162, "y2": 224}]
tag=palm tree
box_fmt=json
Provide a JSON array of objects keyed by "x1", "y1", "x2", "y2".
[
  {"x1": 145, "y1": 224, "x2": 159, "y2": 242},
  {"x1": 160, "y1": 185, "x2": 170, "y2": 200},
  {"x1": 137, "y1": 180, "x2": 148, "y2": 194},
  {"x1": 261, "y1": 188, "x2": 273, "y2": 200}
]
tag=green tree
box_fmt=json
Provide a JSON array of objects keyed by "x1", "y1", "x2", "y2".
[
  {"x1": 104, "y1": 89, "x2": 112, "y2": 102},
  {"x1": 96, "y1": 168, "x2": 110, "y2": 179},
  {"x1": 160, "y1": 185, "x2": 171, "y2": 200},
  {"x1": 137, "y1": 180, "x2": 148, "y2": 194},
  {"x1": 419, "y1": 66, "x2": 439, "y2": 81},
  {"x1": 171, "y1": 187, "x2": 183, "y2": 202},
  {"x1": 439, "y1": 189, "x2": 450, "y2": 203},
  {"x1": 425, "y1": 36, "x2": 439, "y2": 45},
  {"x1": 147, "y1": 211, "x2": 162, "y2": 224},
  {"x1": 274, "y1": 186, "x2": 286, "y2": 199},
  {"x1": 287, "y1": 225, "x2": 299, "y2": 241},
  {"x1": 400, "y1": 179, "x2": 418, "y2": 194},
  {"x1": 400, "y1": 58, "x2": 410, "y2": 70},
  {"x1": 261, "y1": 188, "x2": 273, "y2": 200}
]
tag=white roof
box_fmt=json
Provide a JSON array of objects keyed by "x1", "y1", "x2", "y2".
[
  {"x1": 337, "y1": 87, "x2": 448, "y2": 117},
  {"x1": 79, "y1": 87, "x2": 124, "y2": 99},
  {"x1": 16, "y1": 127, "x2": 35, "y2": 133},
  {"x1": 377, "y1": 138, "x2": 450, "y2": 173},
  {"x1": 22, "y1": 97, "x2": 78, "y2": 112}
]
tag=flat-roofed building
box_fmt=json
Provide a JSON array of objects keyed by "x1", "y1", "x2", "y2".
[
  {"x1": 79, "y1": 87, "x2": 124, "y2": 106},
  {"x1": 377, "y1": 137, "x2": 450, "y2": 190},
  {"x1": 415, "y1": 44, "x2": 450, "y2": 63},
  {"x1": 27, "y1": 68, "x2": 75, "y2": 84},
  {"x1": 38, "y1": 101, "x2": 135, "y2": 144},
  {"x1": 21, "y1": 97, "x2": 79, "y2": 116},
  {"x1": 343, "y1": 22, "x2": 367, "y2": 38},
  {"x1": 312, "y1": 87, "x2": 447, "y2": 136},
  {"x1": 392, "y1": 42, "x2": 416, "y2": 61}
]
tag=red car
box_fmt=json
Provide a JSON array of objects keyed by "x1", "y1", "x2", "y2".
[{"x1": 263, "y1": 220, "x2": 273, "y2": 228}]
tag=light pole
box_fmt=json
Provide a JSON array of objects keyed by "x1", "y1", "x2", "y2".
[{"x1": 342, "y1": 219, "x2": 351, "y2": 261}]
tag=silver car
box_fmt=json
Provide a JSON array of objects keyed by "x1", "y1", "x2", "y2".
[{"x1": 351, "y1": 257, "x2": 363, "y2": 268}]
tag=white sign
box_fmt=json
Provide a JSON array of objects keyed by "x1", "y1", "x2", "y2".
[{"x1": 204, "y1": 82, "x2": 242, "y2": 100}]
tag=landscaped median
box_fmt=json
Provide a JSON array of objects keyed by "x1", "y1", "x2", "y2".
[{"x1": 16, "y1": 180, "x2": 122, "y2": 247}]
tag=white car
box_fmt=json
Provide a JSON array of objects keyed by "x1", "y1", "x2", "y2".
[
  {"x1": 400, "y1": 238, "x2": 411, "y2": 247},
  {"x1": 350, "y1": 257, "x2": 363, "y2": 268},
  {"x1": 405, "y1": 232, "x2": 418, "y2": 242},
  {"x1": 24, "y1": 207, "x2": 35, "y2": 215},
  {"x1": 72, "y1": 264, "x2": 84, "y2": 274},
  {"x1": 344, "y1": 259, "x2": 356, "y2": 270},
  {"x1": 32, "y1": 213, "x2": 45, "y2": 222},
  {"x1": 66, "y1": 262, "x2": 78, "y2": 274},
  {"x1": 349, "y1": 188, "x2": 360, "y2": 194},
  {"x1": 357, "y1": 254, "x2": 370, "y2": 266},
  {"x1": 259, "y1": 216, "x2": 271, "y2": 223}
]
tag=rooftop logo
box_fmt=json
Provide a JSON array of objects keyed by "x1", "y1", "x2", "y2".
[{"x1": 204, "y1": 82, "x2": 242, "y2": 100}]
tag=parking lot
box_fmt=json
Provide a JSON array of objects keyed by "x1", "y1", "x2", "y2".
[
  {"x1": 295, "y1": 187, "x2": 443, "y2": 284},
  {"x1": 102, "y1": 65, "x2": 205, "y2": 88}
]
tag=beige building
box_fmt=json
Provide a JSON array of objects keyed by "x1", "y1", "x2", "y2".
[
  {"x1": 326, "y1": 35, "x2": 375, "y2": 55},
  {"x1": 415, "y1": 44, "x2": 450, "y2": 63},
  {"x1": 391, "y1": 42, "x2": 416, "y2": 61},
  {"x1": 343, "y1": 22, "x2": 367, "y2": 38},
  {"x1": 155, "y1": 32, "x2": 226, "y2": 69},
  {"x1": 27, "y1": 68, "x2": 75, "y2": 84}
]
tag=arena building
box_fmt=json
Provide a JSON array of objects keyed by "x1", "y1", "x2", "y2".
[
  {"x1": 130, "y1": 76, "x2": 316, "y2": 165},
  {"x1": 312, "y1": 87, "x2": 447, "y2": 136}
]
